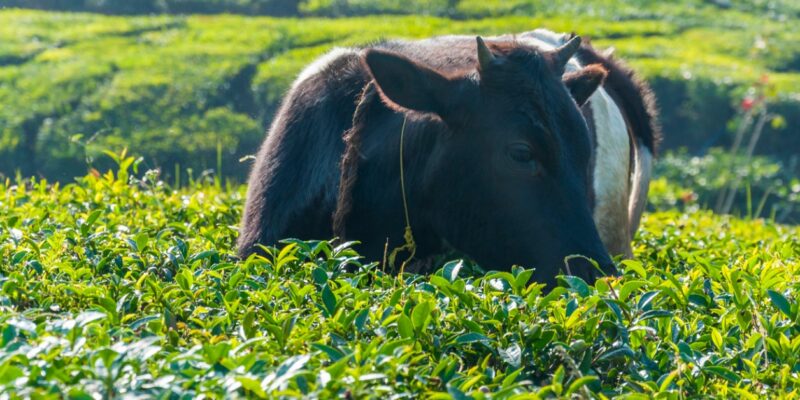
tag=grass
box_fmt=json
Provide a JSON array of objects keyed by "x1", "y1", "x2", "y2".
[
  {"x1": 1, "y1": 153, "x2": 799, "y2": 398},
  {"x1": 1, "y1": 7, "x2": 799, "y2": 180}
]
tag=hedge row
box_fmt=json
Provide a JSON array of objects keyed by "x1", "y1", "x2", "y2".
[
  {"x1": 0, "y1": 0, "x2": 302, "y2": 16},
  {"x1": 1, "y1": 7, "x2": 799, "y2": 181},
  {"x1": 3, "y1": 0, "x2": 799, "y2": 18}
]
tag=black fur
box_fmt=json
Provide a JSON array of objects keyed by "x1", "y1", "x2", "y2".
[{"x1": 239, "y1": 36, "x2": 616, "y2": 286}]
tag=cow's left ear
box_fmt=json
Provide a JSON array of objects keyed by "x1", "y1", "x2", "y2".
[
  {"x1": 363, "y1": 49, "x2": 454, "y2": 115},
  {"x1": 563, "y1": 64, "x2": 607, "y2": 106}
]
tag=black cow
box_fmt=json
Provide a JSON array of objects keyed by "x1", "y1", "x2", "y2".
[{"x1": 239, "y1": 31, "x2": 659, "y2": 286}]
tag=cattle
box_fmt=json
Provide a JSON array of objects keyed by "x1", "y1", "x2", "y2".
[{"x1": 238, "y1": 29, "x2": 659, "y2": 287}]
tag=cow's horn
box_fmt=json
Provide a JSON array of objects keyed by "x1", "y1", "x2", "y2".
[
  {"x1": 553, "y1": 35, "x2": 581, "y2": 71},
  {"x1": 476, "y1": 36, "x2": 495, "y2": 70}
]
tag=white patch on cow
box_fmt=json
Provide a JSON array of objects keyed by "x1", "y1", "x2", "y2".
[
  {"x1": 520, "y1": 29, "x2": 568, "y2": 49},
  {"x1": 293, "y1": 47, "x2": 357, "y2": 90},
  {"x1": 589, "y1": 88, "x2": 632, "y2": 257},
  {"x1": 628, "y1": 145, "x2": 652, "y2": 234},
  {"x1": 516, "y1": 29, "x2": 582, "y2": 73}
]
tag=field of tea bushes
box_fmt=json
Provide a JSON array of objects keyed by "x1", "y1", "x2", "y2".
[
  {"x1": 2, "y1": 3, "x2": 800, "y2": 397},
  {"x1": 2, "y1": 4, "x2": 800, "y2": 180},
  {"x1": 0, "y1": 154, "x2": 799, "y2": 398}
]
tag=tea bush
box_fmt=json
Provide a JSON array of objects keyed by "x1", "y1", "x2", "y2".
[
  {"x1": 5, "y1": 0, "x2": 800, "y2": 18},
  {"x1": 1, "y1": 153, "x2": 799, "y2": 398},
  {"x1": 653, "y1": 149, "x2": 800, "y2": 223},
  {"x1": 1, "y1": 8, "x2": 800, "y2": 181}
]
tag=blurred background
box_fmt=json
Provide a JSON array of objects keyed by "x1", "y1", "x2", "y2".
[{"x1": 1, "y1": 0, "x2": 798, "y2": 222}]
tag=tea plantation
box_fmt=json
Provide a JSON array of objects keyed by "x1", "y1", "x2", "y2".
[
  {"x1": 2, "y1": 2, "x2": 800, "y2": 398},
  {"x1": 2, "y1": 3, "x2": 800, "y2": 180},
  {"x1": 1, "y1": 156, "x2": 799, "y2": 397}
]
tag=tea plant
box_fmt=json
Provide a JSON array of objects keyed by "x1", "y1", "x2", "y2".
[
  {"x1": 1, "y1": 153, "x2": 798, "y2": 398},
  {"x1": 2, "y1": 7, "x2": 800, "y2": 180}
]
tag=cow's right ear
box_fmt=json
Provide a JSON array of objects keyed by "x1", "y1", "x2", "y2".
[
  {"x1": 363, "y1": 50, "x2": 452, "y2": 115},
  {"x1": 563, "y1": 64, "x2": 607, "y2": 107}
]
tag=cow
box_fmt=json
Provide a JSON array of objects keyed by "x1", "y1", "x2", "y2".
[{"x1": 238, "y1": 30, "x2": 659, "y2": 287}]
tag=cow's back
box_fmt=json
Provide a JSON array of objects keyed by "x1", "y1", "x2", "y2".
[{"x1": 237, "y1": 48, "x2": 369, "y2": 256}]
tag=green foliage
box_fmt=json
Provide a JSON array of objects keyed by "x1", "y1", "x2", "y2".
[
  {"x1": 6, "y1": 0, "x2": 800, "y2": 19},
  {"x1": 0, "y1": 0, "x2": 304, "y2": 15},
  {"x1": 1, "y1": 155, "x2": 799, "y2": 398},
  {"x1": 1, "y1": 7, "x2": 799, "y2": 181},
  {"x1": 652, "y1": 148, "x2": 800, "y2": 222}
]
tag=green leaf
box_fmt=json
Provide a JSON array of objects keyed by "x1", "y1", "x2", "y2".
[
  {"x1": 619, "y1": 280, "x2": 648, "y2": 302},
  {"x1": 263, "y1": 354, "x2": 311, "y2": 392},
  {"x1": 638, "y1": 291, "x2": 660, "y2": 310},
  {"x1": 312, "y1": 343, "x2": 345, "y2": 362},
  {"x1": 397, "y1": 314, "x2": 414, "y2": 339},
  {"x1": 620, "y1": 259, "x2": 647, "y2": 277},
  {"x1": 85, "y1": 209, "x2": 103, "y2": 228},
  {"x1": 711, "y1": 328, "x2": 724, "y2": 351},
  {"x1": 486, "y1": 272, "x2": 514, "y2": 291},
  {"x1": 321, "y1": 284, "x2": 338, "y2": 317},
  {"x1": 562, "y1": 276, "x2": 591, "y2": 297},
  {"x1": 443, "y1": 260, "x2": 464, "y2": 282},
  {"x1": 597, "y1": 346, "x2": 634, "y2": 362},
  {"x1": 411, "y1": 301, "x2": 433, "y2": 334},
  {"x1": 242, "y1": 310, "x2": 256, "y2": 339},
  {"x1": 514, "y1": 269, "x2": 535, "y2": 292},
  {"x1": 552, "y1": 365, "x2": 565, "y2": 393},
  {"x1": 0, "y1": 365, "x2": 24, "y2": 384},
  {"x1": 501, "y1": 367, "x2": 524, "y2": 387},
  {"x1": 129, "y1": 315, "x2": 160, "y2": 330},
  {"x1": 537, "y1": 287, "x2": 567, "y2": 308},
  {"x1": 565, "y1": 376, "x2": 598, "y2": 397},
  {"x1": 190, "y1": 250, "x2": 218, "y2": 263},
  {"x1": 312, "y1": 267, "x2": 329, "y2": 285},
  {"x1": 454, "y1": 332, "x2": 490, "y2": 346},
  {"x1": 203, "y1": 342, "x2": 231, "y2": 364},
  {"x1": 429, "y1": 275, "x2": 452, "y2": 293},
  {"x1": 688, "y1": 293, "x2": 709, "y2": 308},
  {"x1": 378, "y1": 338, "x2": 414, "y2": 356},
  {"x1": 767, "y1": 289, "x2": 793, "y2": 318},
  {"x1": 7, "y1": 318, "x2": 36, "y2": 335},
  {"x1": 354, "y1": 308, "x2": 369, "y2": 332},
  {"x1": 638, "y1": 310, "x2": 672, "y2": 321},
  {"x1": 11, "y1": 251, "x2": 29, "y2": 265},
  {"x1": 704, "y1": 365, "x2": 741, "y2": 383},
  {"x1": 238, "y1": 377, "x2": 268, "y2": 399}
]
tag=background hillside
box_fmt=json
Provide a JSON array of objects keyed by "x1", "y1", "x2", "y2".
[{"x1": 2, "y1": 2, "x2": 800, "y2": 179}]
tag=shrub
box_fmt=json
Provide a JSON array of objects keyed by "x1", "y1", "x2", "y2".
[
  {"x1": 0, "y1": 159, "x2": 798, "y2": 397},
  {"x1": 1, "y1": 8, "x2": 799, "y2": 182},
  {"x1": 652, "y1": 149, "x2": 800, "y2": 223}
]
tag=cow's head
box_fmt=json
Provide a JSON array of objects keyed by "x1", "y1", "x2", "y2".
[{"x1": 363, "y1": 36, "x2": 615, "y2": 286}]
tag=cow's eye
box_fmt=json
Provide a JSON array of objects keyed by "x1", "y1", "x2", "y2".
[
  {"x1": 507, "y1": 143, "x2": 540, "y2": 174},
  {"x1": 508, "y1": 143, "x2": 534, "y2": 163}
]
